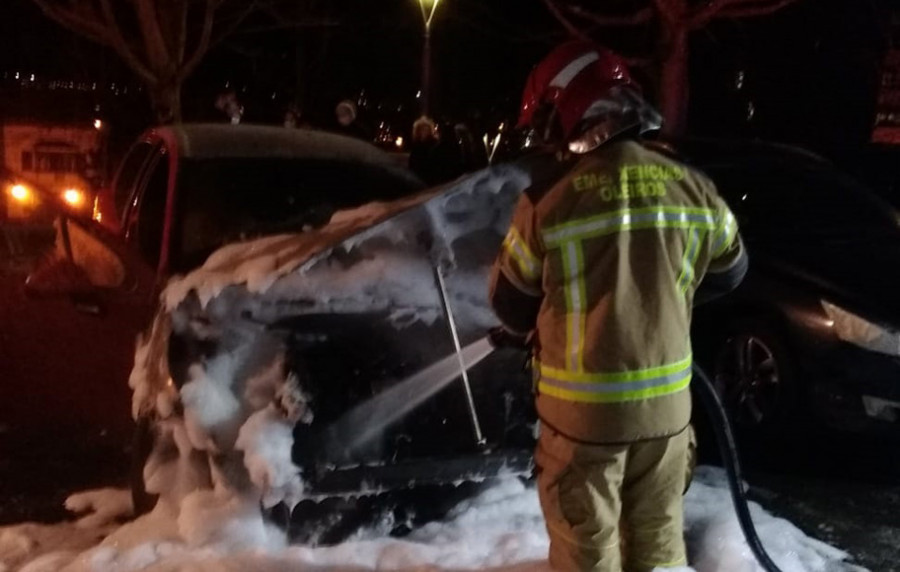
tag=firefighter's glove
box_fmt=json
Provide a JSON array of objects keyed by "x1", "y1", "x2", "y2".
[{"x1": 488, "y1": 326, "x2": 531, "y2": 351}]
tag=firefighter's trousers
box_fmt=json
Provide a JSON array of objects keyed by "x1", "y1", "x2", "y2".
[{"x1": 535, "y1": 425, "x2": 692, "y2": 572}]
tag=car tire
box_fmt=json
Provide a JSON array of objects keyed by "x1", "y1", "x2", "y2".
[
  {"x1": 130, "y1": 414, "x2": 159, "y2": 517},
  {"x1": 709, "y1": 317, "x2": 799, "y2": 433}
]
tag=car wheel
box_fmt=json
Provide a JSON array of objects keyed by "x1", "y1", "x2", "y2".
[
  {"x1": 712, "y1": 319, "x2": 797, "y2": 430},
  {"x1": 130, "y1": 414, "x2": 159, "y2": 517}
]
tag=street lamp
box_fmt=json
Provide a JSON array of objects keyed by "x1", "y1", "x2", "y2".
[{"x1": 417, "y1": 0, "x2": 441, "y2": 117}]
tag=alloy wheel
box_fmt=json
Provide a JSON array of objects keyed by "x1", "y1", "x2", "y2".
[{"x1": 714, "y1": 334, "x2": 783, "y2": 427}]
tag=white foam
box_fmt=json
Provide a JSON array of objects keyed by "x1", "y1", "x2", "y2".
[{"x1": 1, "y1": 466, "x2": 860, "y2": 572}]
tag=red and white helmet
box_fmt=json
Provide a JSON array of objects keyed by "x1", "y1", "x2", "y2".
[{"x1": 519, "y1": 41, "x2": 660, "y2": 146}]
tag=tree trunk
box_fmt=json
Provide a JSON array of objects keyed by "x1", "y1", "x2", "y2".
[
  {"x1": 658, "y1": 26, "x2": 689, "y2": 137},
  {"x1": 149, "y1": 80, "x2": 182, "y2": 125}
]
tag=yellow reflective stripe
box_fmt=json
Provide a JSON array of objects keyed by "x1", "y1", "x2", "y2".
[
  {"x1": 561, "y1": 241, "x2": 585, "y2": 371},
  {"x1": 711, "y1": 211, "x2": 737, "y2": 257},
  {"x1": 538, "y1": 373, "x2": 691, "y2": 403},
  {"x1": 511, "y1": 227, "x2": 539, "y2": 269},
  {"x1": 637, "y1": 557, "x2": 689, "y2": 569},
  {"x1": 543, "y1": 207, "x2": 717, "y2": 247},
  {"x1": 574, "y1": 241, "x2": 587, "y2": 370},
  {"x1": 677, "y1": 229, "x2": 698, "y2": 293},
  {"x1": 536, "y1": 354, "x2": 692, "y2": 383},
  {"x1": 677, "y1": 227, "x2": 704, "y2": 293},
  {"x1": 502, "y1": 227, "x2": 540, "y2": 282}
]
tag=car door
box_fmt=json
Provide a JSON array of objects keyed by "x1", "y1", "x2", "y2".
[{"x1": 0, "y1": 148, "x2": 160, "y2": 448}]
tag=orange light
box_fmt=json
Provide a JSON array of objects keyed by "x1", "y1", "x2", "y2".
[
  {"x1": 63, "y1": 188, "x2": 85, "y2": 207},
  {"x1": 395, "y1": 136, "x2": 404, "y2": 148},
  {"x1": 10, "y1": 184, "x2": 29, "y2": 202},
  {"x1": 92, "y1": 195, "x2": 103, "y2": 222}
]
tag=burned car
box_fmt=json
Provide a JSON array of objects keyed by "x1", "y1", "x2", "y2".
[{"x1": 130, "y1": 161, "x2": 542, "y2": 535}]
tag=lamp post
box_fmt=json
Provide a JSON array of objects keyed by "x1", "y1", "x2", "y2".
[{"x1": 418, "y1": 0, "x2": 441, "y2": 117}]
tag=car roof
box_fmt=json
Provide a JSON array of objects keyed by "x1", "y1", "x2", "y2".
[
  {"x1": 668, "y1": 137, "x2": 829, "y2": 169},
  {"x1": 150, "y1": 123, "x2": 398, "y2": 166}
]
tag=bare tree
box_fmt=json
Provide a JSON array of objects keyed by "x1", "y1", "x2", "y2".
[
  {"x1": 30, "y1": 0, "x2": 262, "y2": 124},
  {"x1": 542, "y1": 0, "x2": 804, "y2": 135}
]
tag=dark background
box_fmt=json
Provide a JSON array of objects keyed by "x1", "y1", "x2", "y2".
[{"x1": 0, "y1": 0, "x2": 896, "y2": 168}]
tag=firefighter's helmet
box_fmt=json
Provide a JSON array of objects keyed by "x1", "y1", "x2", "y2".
[{"x1": 519, "y1": 41, "x2": 661, "y2": 151}]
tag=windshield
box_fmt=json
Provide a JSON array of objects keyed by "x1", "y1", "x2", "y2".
[{"x1": 172, "y1": 157, "x2": 422, "y2": 272}]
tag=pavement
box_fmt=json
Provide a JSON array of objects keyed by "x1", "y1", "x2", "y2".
[
  {"x1": 708, "y1": 425, "x2": 900, "y2": 572},
  {"x1": 0, "y1": 429, "x2": 130, "y2": 526},
  {"x1": 751, "y1": 471, "x2": 900, "y2": 572},
  {"x1": 1, "y1": 423, "x2": 898, "y2": 571}
]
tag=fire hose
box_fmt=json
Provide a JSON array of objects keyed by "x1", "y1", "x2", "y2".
[
  {"x1": 691, "y1": 360, "x2": 783, "y2": 572},
  {"x1": 484, "y1": 327, "x2": 782, "y2": 571}
]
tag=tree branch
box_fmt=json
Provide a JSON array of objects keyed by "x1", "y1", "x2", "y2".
[
  {"x1": 134, "y1": 0, "x2": 171, "y2": 70},
  {"x1": 31, "y1": 0, "x2": 156, "y2": 85},
  {"x1": 687, "y1": 0, "x2": 724, "y2": 28},
  {"x1": 30, "y1": 0, "x2": 112, "y2": 45},
  {"x1": 652, "y1": 0, "x2": 685, "y2": 25},
  {"x1": 229, "y1": 20, "x2": 341, "y2": 36},
  {"x1": 208, "y1": 0, "x2": 259, "y2": 50},
  {"x1": 175, "y1": 0, "x2": 189, "y2": 64},
  {"x1": 566, "y1": 3, "x2": 654, "y2": 27},
  {"x1": 180, "y1": 0, "x2": 218, "y2": 78},
  {"x1": 715, "y1": 0, "x2": 802, "y2": 19},
  {"x1": 541, "y1": 0, "x2": 591, "y2": 38},
  {"x1": 97, "y1": 0, "x2": 157, "y2": 84}
]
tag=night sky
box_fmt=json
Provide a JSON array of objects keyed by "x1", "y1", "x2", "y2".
[{"x1": 0, "y1": 0, "x2": 894, "y2": 158}]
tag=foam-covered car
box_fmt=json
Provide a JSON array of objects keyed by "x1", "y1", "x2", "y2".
[{"x1": 128, "y1": 158, "x2": 546, "y2": 531}]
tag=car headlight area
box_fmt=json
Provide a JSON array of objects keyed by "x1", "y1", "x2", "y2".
[{"x1": 821, "y1": 300, "x2": 900, "y2": 357}]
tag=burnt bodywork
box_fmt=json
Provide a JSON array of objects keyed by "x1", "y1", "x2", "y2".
[{"x1": 159, "y1": 161, "x2": 542, "y2": 496}]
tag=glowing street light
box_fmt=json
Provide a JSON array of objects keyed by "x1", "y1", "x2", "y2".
[
  {"x1": 417, "y1": 0, "x2": 442, "y2": 116},
  {"x1": 10, "y1": 184, "x2": 29, "y2": 202},
  {"x1": 63, "y1": 188, "x2": 85, "y2": 207},
  {"x1": 418, "y1": 0, "x2": 441, "y2": 26}
]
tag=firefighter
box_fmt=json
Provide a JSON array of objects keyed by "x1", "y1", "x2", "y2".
[{"x1": 489, "y1": 41, "x2": 748, "y2": 572}]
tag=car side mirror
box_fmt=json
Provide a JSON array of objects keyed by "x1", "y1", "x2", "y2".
[
  {"x1": 25, "y1": 256, "x2": 94, "y2": 297},
  {"x1": 25, "y1": 217, "x2": 126, "y2": 298}
]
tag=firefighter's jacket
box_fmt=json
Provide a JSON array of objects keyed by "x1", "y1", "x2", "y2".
[{"x1": 490, "y1": 140, "x2": 746, "y2": 444}]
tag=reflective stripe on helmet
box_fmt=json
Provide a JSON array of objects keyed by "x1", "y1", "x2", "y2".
[{"x1": 550, "y1": 51, "x2": 600, "y2": 89}]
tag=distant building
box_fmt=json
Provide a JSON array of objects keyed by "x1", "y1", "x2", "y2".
[
  {"x1": 1, "y1": 122, "x2": 104, "y2": 220},
  {"x1": 872, "y1": 13, "x2": 900, "y2": 144}
]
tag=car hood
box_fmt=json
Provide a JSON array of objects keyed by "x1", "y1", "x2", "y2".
[
  {"x1": 163, "y1": 191, "x2": 437, "y2": 311},
  {"x1": 163, "y1": 161, "x2": 535, "y2": 315},
  {"x1": 749, "y1": 233, "x2": 900, "y2": 326}
]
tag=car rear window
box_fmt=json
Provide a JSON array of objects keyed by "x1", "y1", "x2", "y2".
[{"x1": 172, "y1": 158, "x2": 422, "y2": 272}]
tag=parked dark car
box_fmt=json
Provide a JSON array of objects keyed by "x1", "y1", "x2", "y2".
[
  {"x1": 130, "y1": 139, "x2": 900, "y2": 536},
  {"x1": 0, "y1": 124, "x2": 424, "y2": 446},
  {"x1": 682, "y1": 139, "x2": 900, "y2": 436}
]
